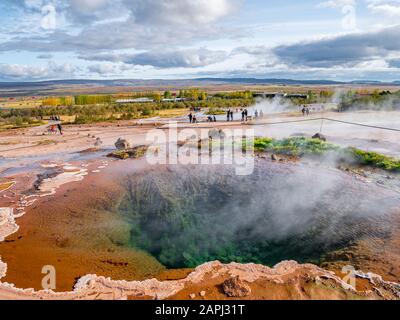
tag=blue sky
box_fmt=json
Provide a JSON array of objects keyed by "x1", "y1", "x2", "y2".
[{"x1": 0, "y1": 0, "x2": 400, "y2": 81}]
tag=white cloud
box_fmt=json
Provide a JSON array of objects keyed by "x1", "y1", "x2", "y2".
[
  {"x1": 80, "y1": 48, "x2": 228, "y2": 68},
  {"x1": 272, "y1": 25, "x2": 400, "y2": 68},
  {"x1": 367, "y1": 0, "x2": 400, "y2": 16},
  {"x1": 0, "y1": 0, "x2": 242, "y2": 55},
  {"x1": 318, "y1": 0, "x2": 356, "y2": 9},
  {"x1": 131, "y1": 0, "x2": 239, "y2": 25},
  {"x1": 0, "y1": 61, "x2": 77, "y2": 80}
]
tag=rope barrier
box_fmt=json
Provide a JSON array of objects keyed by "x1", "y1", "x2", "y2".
[
  {"x1": 157, "y1": 116, "x2": 400, "y2": 132},
  {"x1": 322, "y1": 118, "x2": 400, "y2": 132},
  {"x1": 248, "y1": 117, "x2": 400, "y2": 132}
]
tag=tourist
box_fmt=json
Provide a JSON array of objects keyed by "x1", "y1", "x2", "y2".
[
  {"x1": 192, "y1": 115, "x2": 197, "y2": 123},
  {"x1": 188, "y1": 113, "x2": 193, "y2": 123},
  {"x1": 244, "y1": 109, "x2": 248, "y2": 121},
  {"x1": 260, "y1": 110, "x2": 264, "y2": 118},
  {"x1": 306, "y1": 107, "x2": 310, "y2": 116},
  {"x1": 255, "y1": 110, "x2": 259, "y2": 118},
  {"x1": 213, "y1": 116, "x2": 217, "y2": 122},
  {"x1": 230, "y1": 110, "x2": 234, "y2": 121},
  {"x1": 57, "y1": 123, "x2": 63, "y2": 135},
  {"x1": 227, "y1": 109, "x2": 231, "y2": 122},
  {"x1": 241, "y1": 110, "x2": 245, "y2": 122},
  {"x1": 302, "y1": 106, "x2": 306, "y2": 116}
]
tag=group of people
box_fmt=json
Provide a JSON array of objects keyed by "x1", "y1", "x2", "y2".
[
  {"x1": 48, "y1": 115, "x2": 63, "y2": 135},
  {"x1": 188, "y1": 113, "x2": 198, "y2": 123},
  {"x1": 227, "y1": 109, "x2": 234, "y2": 121},
  {"x1": 49, "y1": 115, "x2": 61, "y2": 121},
  {"x1": 188, "y1": 108, "x2": 267, "y2": 124},
  {"x1": 301, "y1": 106, "x2": 311, "y2": 116},
  {"x1": 254, "y1": 109, "x2": 264, "y2": 119},
  {"x1": 241, "y1": 109, "x2": 249, "y2": 122}
]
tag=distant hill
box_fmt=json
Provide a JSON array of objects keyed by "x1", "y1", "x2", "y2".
[
  {"x1": 193, "y1": 78, "x2": 346, "y2": 85},
  {"x1": 0, "y1": 78, "x2": 398, "y2": 97}
]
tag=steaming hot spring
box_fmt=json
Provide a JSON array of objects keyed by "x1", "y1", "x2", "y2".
[
  {"x1": 118, "y1": 162, "x2": 399, "y2": 269},
  {"x1": 2, "y1": 154, "x2": 399, "y2": 293}
]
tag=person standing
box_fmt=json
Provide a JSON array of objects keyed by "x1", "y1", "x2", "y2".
[
  {"x1": 227, "y1": 109, "x2": 231, "y2": 122},
  {"x1": 189, "y1": 113, "x2": 193, "y2": 123},
  {"x1": 57, "y1": 123, "x2": 63, "y2": 135},
  {"x1": 244, "y1": 109, "x2": 248, "y2": 121},
  {"x1": 241, "y1": 110, "x2": 245, "y2": 122},
  {"x1": 230, "y1": 110, "x2": 234, "y2": 121}
]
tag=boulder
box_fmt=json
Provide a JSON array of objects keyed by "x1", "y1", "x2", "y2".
[
  {"x1": 107, "y1": 145, "x2": 148, "y2": 160},
  {"x1": 312, "y1": 133, "x2": 327, "y2": 141},
  {"x1": 271, "y1": 154, "x2": 278, "y2": 161},
  {"x1": 222, "y1": 276, "x2": 251, "y2": 298},
  {"x1": 115, "y1": 138, "x2": 131, "y2": 150}
]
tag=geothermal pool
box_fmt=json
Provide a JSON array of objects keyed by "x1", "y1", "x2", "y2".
[
  {"x1": 2, "y1": 156, "x2": 399, "y2": 292},
  {"x1": 118, "y1": 162, "x2": 399, "y2": 268}
]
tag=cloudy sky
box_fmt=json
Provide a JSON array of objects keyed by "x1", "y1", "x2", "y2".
[{"x1": 0, "y1": 0, "x2": 400, "y2": 81}]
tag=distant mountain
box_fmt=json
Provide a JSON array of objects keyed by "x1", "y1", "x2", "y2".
[
  {"x1": 0, "y1": 78, "x2": 398, "y2": 97},
  {"x1": 194, "y1": 78, "x2": 346, "y2": 85},
  {"x1": 1, "y1": 77, "x2": 399, "y2": 88}
]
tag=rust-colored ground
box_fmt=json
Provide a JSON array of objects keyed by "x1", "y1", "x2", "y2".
[{"x1": 0, "y1": 163, "x2": 165, "y2": 292}]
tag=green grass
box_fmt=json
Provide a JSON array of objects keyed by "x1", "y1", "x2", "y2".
[
  {"x1": 346, "y1": 148, "x2": 400, "y2": 172},
  {"x1": 252, "y1": 137, "x2": 400, "y2": 172},
  {"x1": 206, "y1": 108, "x2": 227, "y2": 115},
  {"x1": 253, "y1": 137, "x2": 340, "y2": 156}
]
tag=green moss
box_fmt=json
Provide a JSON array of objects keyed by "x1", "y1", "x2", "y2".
[
  {"x1": 107, "y1": 146, "x2": 149, "y2": 160},
  {"x1": 347, "y1": 148, "x2": 400, "y2": 172},
  {"x1": 253, "y1": 137, "x2": 339, "y2": 156},
  {"x1": 253, "y1": 137, "x2": 400, "y2": 172}
]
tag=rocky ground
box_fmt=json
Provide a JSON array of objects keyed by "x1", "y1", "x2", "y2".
[{"x1": 0, "y1": 260, "x2": 399, "y2": 300}]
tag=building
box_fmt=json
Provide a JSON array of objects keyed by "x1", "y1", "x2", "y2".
[{"x1": 116, "y1": 98, "x2": 154, "y2": 103}]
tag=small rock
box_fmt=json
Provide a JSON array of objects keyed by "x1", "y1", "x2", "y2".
[
  {"x1": 200, "y1": 291, "x2": 206, "y2": 297},
  {"x1": 312, "y1": 133, "x2": 327, "y2": 141},
  {"x1": 222, "y1": 276, "x2": 251, "y2": 298},
  {"x1": 271, "y1": 154, "x2": 278, "y2": 161},
  {"x1": 189, "y1": 293, "x2": 196, "y2": 299},
  {"x1": 115, "y1": 138, "x2": 131, "y2": 150}
]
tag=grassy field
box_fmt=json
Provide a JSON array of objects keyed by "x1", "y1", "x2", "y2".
[
  {"x1": 0, "y1": 99, "x2": 42, "y2": 109},
  {"x1": 156, "y1": 108, "x2": 188, "y2": 118}
]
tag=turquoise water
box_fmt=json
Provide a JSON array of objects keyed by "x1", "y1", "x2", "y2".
[{"x1": 117, "y1": 162, "x2": 397, "y2": 268}]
